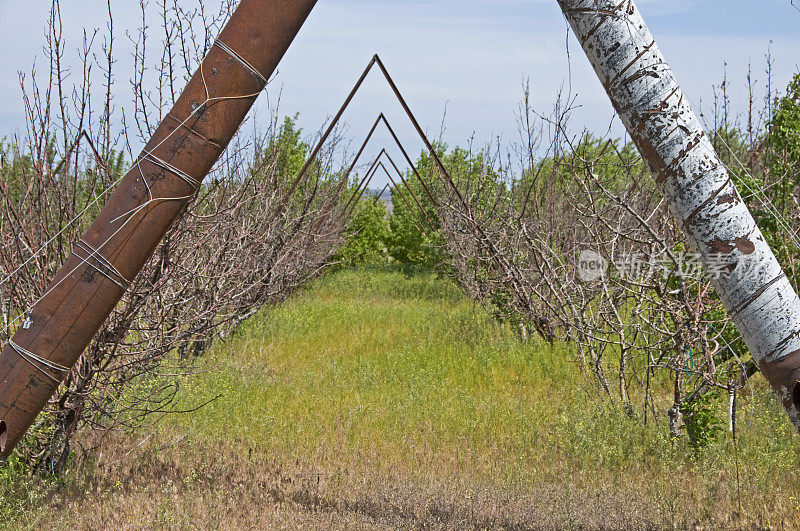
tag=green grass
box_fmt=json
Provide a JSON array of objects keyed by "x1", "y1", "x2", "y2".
[
  {"x1": 172, "y1": 268, "x2": 579, "y2": 474},
  {"x1": 169, "y1": 267, "x2": 800, "y2": 520},
  {"x1": 6, "y1": 266, "x2": 800, "y2": 528}
]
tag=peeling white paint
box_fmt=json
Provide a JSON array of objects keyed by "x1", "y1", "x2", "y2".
[{"x1": 558, "y1": 0, "x2": 800, "y2": 428}]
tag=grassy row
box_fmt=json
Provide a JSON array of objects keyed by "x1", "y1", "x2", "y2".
[{"x1": 4, "y1": 266, "x2": 800, "y2": 528}]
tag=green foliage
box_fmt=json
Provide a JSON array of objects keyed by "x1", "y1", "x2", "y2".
[
  {"x1": 337, "y1": 198, "x2": 390, "y2": 266},
  {"x1": 766, "y1": 72, "x2": 800, "y2": 207},
  {"x1": 571, "y1": 133, "x2": 641, "y2": 187},
  {"x1": 681, "y1": 391, "x2": 725, "y2": 450},
  {"x1": 386, "y1": 191, "x2": 440, "y2": 266},
  {"x1": 752, "y1": 73, "x2": 800, "y2": 290},
  {"x1": 0, "y1": 453, "x2": 56, "y2": 522},
  {"x1": 387, "y1": 143, "x2": 499, "y2": 268},
  {"x1": 1, "y1": 136, "x2": 127, "y2": 222},
  {"x1": 385, "y1": 148, "x2": 443, "y2": 268},
  {"x1": 270, "y1": 114, "x2": 309, "y2": 183}
]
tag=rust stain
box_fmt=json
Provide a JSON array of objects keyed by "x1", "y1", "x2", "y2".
[
  {"x1": 630, "y1": 132, "x2": 673, "y2": 184},
  {"x1": 610, "y1": 39, "x2": 656, "y2": 88},
  {"x1": 709, "y1": 239, "x2": 735, "y2": 254},
  {"x1": 708, "y1": 236, "x2": 756, "y2": 255},
  {"x1": 683, "y1": 177, "x2": 734, "y2": 229},
  {"x1": 620, "y1": 67, "x2": 659, "y2": 86},
  {"x1": 735, "y1": 236, "x2": 756, "y2": 255},
  {"x1": 761, "y1": 347, "x2": 800, "y2": 411}
]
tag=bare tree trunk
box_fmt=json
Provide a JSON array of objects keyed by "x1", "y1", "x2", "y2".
[
  {"x1": 0, "y1": 0, "x2": 318, "y2": 459},
  {"x1": 558, "y1": 0, "x2": 800, "y2": 430}
]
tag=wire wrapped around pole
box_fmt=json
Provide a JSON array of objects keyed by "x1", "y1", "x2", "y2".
[{"x1": 0, "y1": 0, "x2": 318, "y2": 459}]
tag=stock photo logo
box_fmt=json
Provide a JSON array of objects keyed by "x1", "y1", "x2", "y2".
[
  {"x1": 577, "y1": 250, "x2": 608, "y2": 282},
  {"x1": 577, "y1": 247, "x2": 771, "y2": 283}
]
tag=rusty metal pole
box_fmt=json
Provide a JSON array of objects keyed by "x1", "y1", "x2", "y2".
[
  {"x1": 343, "y1": 151, "x2": 385, "y2": 215},
  {"x1": 343, "y1": 148, "x2": 387, "y2": 214},
  {"x1": 287, "y1": 56, "x2": 443, "y2": 210},
  {"x1": 383, "y1": 165, "x2": 426, "y2": 233},
  {"x1": 343, "y1": 115, "x2": 384, "y2": 187},
  {"x1": 344, "y1": 163, "x2": 382, "y2": 220},
  {"x1": 284, "y1": 57, "x2": 379, "y2": 206},
  {"x1": 342, "y1": 145, "x2": 432, "y2": 227},
  {"x1": 558, "y1": 0, "x2": 800, "y2": 429},
  {"x1": 377, "y1": 114, "x2": 439, "y2": 207},
  {"x1": 374, "y1": 183, "x2": 390, "y2": 205},
  {"x1": 0, "y1": 0, "x2": 317, "y2": 458},
  {"x1": 373, "y1": 56, "x2": 463, "y2": 207},
  {"x1": 381, "y1": 149, "x2": 432, "y2": 225}
]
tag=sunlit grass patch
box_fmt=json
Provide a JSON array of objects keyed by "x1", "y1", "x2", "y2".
[{"x1": 7, "y1": 266, "x2": 800, "y2": 528}]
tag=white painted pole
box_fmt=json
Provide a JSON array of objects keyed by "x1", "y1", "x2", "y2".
[{"x1": 558, "y1": 0, "x2": 800, "y2": 429}]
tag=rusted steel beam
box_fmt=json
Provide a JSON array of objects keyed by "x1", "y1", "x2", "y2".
[
  {"x1": 373, "y1": 56, "x2": 464, "y2": 207},
  {"x1": 380, "y1": 148, "x2": 432, "y2": 225},
  {"x1": 343, "y1": 150, "x2": 387, "y2": 218},
  {"x1": 376, "y1": 114, "x2": 438, "y2": 208},
  {"x1": 288, "y1": 57, "x2": 379, "y2": 204},
  {"x1": 289, "y1": 55, "x2": 443, "y2": 210},
  {"x1": 382, "y1": 164, "x2": 426, "y2": 233},
  {"x1": 342, "y1": 148, "x2": 386, "y2": 214},
  {"x1": 0, "y1": 0, "x2": 318, "y2": 458},
  {"x1": 374, "y1": 183, "x2": 390, "y2": 205},
  {"x1": 360, "y1": 59, "x2": 529, "y2": 305},
  {"x1": 367, "y1": 62, "x2": 530, "y2": 302},
  {"x1": 342, "y1": 143, "x2": 432, "y2": 230},
  {"x1": 344, "y1": 161, "x2": 382, "y2": 220},
  {"x1": 287, "y1": 54, "x2": 480, "y2": 246},
  {"x1": 335, "y1": 112, "x2": 438, "y2": 213},
  {"x1": 335, "y1": 111, "x2": 436, "y2": 226},
  {"x1": 342, "y1": 115, "x2": 384, "y2": 190},
  {"x1": 558, "y1": 0, "x2": 800, "y2": 429}
]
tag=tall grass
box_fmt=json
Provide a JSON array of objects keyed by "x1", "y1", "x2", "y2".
[{"x1": 4, "y1": 266, "x2": 800, "y2": 528}]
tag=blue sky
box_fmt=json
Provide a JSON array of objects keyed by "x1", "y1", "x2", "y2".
[{"x1": 0, "y1": 0, "x2": 798, "y2": 187}]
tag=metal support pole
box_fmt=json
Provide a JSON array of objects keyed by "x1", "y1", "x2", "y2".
[
  {"x1": 383, "y1": 165, "x2": 426, "y2": 233},
  {"x1": 381, "y1": 148, "x2": 432, "y2": 225},
  {"x1": 342, "y1": 149, "x2": 386, "y2": 213},
  {"x1": 558, "y1": 0, "x2": 800, "y2": 429},
  {"x1": 0, "y1": 0, "x2": 318, "y2": 458},
  {"x1": 373, "y1": 184, "x2": 390, "y2": 205},
  {"x1": 377, "y1": 114, "x2": 438, "y2": 207}
]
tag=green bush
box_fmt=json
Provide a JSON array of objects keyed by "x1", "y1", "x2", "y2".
[
  {"x1": 338, "y1": 198, "x2": 390, "y2": 266},
  {"x1": 766, "y1": 72, "x2": 800, "y2": 210},
  {"x1": 681, "y1": 391, "x2": 725, "y2": 450}
]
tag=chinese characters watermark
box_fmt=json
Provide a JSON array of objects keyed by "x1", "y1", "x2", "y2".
[{"x1": 577, "y1": 249, "x2": 769, "y2": 282}]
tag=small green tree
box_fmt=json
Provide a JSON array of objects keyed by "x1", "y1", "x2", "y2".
[
  {"x1": 338, "y1": 197, "x2": 390, "y2": 266},
  {"x1": 755, "y1": 73, "x2": 800, "y2": 291},
  {"x1": 385, "y1": 147, "x2": 443, "y2": 268},
  {"x1": 386, "y1": 143, "x2": 499, "y2": 269},
  {"x1": 766, "y1": 72, "x2": 800, "y2": 215},
  {"x1": 386, "y1": 187, "x2": 440, "y2": 267},
  {"x1": 681, "y1": 391, "x2": 724, "y2": 449},
  {"x1": 271, "y1": 114, "x2": 309, "y2": 182}
]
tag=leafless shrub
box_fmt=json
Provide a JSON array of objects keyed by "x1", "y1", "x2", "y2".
[
  {"x1": 0, "y1": 0, "x2": 351, "y2": 472},
  {"x1": 433, "y1": 81, "x2": 779, "y2": 441}
]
